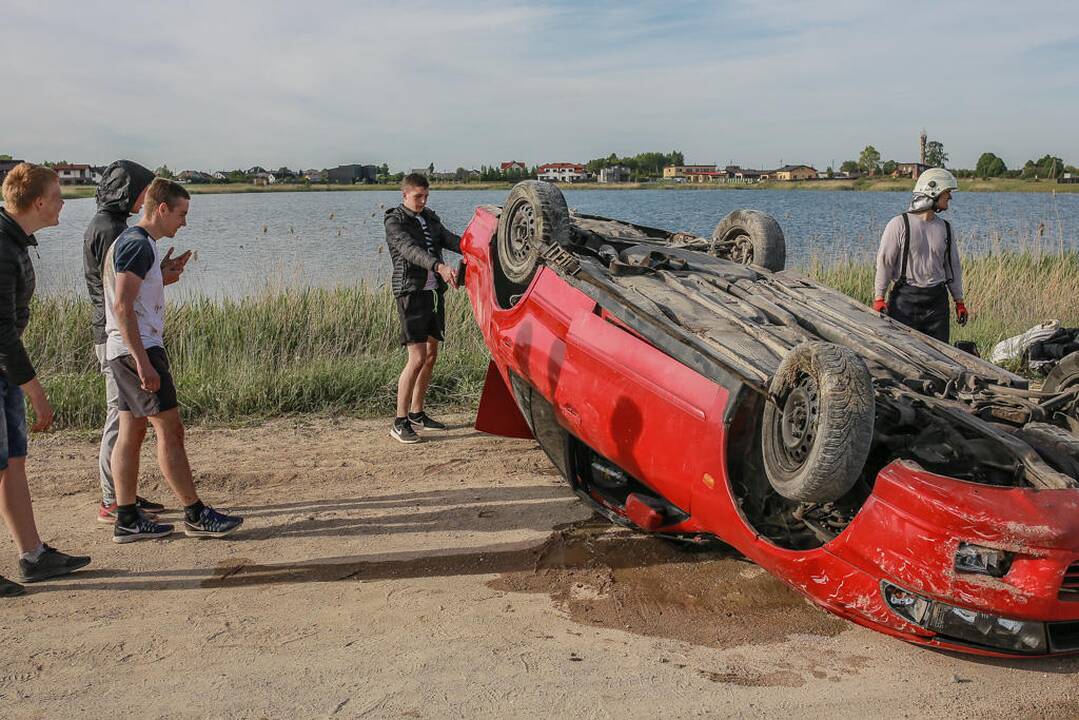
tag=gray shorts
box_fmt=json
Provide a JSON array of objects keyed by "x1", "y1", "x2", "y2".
[{"x1": 107, "y1": 346, "x2": 178, "y2": 417}]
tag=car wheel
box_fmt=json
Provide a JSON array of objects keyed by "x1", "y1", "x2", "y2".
[
  {"x1": 711, "y1": 209, "x2": 787, "y2": 271},
  {"x1": 1044, "y1": 351, "x2": 1079, "y2": 423},
  {"x1": 1043, "y1": 351, "x2": 1079, "y2": 394},
  {"x1": 496, "y1": 180, "x2": 571, "y2": 287},
  {"x1": 761, "y1": 342, "x2": 875, "y2": 503}
]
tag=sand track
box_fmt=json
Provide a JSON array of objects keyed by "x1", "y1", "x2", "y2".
[{"x1": 1, "y1": 415, "x2": 1077, "y2": 719}]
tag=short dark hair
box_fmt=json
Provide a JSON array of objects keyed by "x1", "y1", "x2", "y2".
[
  {"x1": 402, "y1": 173, "x2": 429, "y2": 190},
  {"x1": 145, "y1": 177, "x2": 190, "y2": 214}
]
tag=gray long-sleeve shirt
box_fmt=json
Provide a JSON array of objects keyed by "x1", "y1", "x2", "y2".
[{"x1": 874, "y1": 213, "x2": 963, "y2": 301}]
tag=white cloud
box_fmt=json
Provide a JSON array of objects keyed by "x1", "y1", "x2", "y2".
[{"x1": 2, "y1": 0, "x2": 1077, "y2": 171}]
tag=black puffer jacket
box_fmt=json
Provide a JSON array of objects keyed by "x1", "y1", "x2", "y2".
[
  {"x1": 384, "y1": 205, "x2": 461, "y2": 296},
  {"x1": 83, "y1": 160, "x2": 154, "y2": 344},
  {"x1": 0, "y1": 208, "x2": 38, "y2": 385}
]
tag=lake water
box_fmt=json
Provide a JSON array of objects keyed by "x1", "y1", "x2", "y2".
[{"x1": 31, "y1": 188, "x2": 1079, "y2": 298}]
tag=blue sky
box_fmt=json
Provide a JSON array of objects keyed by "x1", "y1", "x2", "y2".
[{"x1": 3, "y1": 0, "x2": 1077, "y2": 172}]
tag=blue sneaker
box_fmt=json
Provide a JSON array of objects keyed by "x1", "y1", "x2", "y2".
[
  {"x1": 114, "y1": 516, "x2": 175, "y2": 544},
  {"x1": 184, "y1": 507, "x2": 243, "y2": 538}
]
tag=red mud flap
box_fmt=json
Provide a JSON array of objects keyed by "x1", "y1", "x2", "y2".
[
  {"x1": 474, "y1": 360, "x2": 534, "y2": 439},
  {"x1": 625, "y1": 493, "x2": 669, "y2": 531}
]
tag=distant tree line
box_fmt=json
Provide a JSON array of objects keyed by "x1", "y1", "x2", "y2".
[
  {"x1": 477, "y1": 165, "x2": 535, "y2": 182},
  {"x1": 957, "y1": 153, "x2": 1075, "y2": 180},
  {"x1": 585, "y1": 150, "x2": 685, "y2": 180},
  {"x1": 834, "y1": 141, "x2": 1075, "y2": 181},
  {"x1": 839, "y1": 140, "x2": 949, "y2": 177},
  {"x1": 9, "y1": 146, "x2": 1075, "y2": 185}
]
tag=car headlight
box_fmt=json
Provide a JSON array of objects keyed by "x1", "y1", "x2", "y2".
[
  {"x1": 881, "y1": 581, "x2": 1048, "y2": 654},
  {"x1": 954, "y1": 543, "x2": 1013, "y2": 577},
  {"x1": 928, "y1": 604, "x2": 1047, "y2": 654},
  {"x1": 881, "y1": 581, "x2": 931, "y2": 625}
]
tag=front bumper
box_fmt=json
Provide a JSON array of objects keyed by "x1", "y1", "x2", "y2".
[{"x1": 881, "y1": 580, "x2": 1079, "y2": 655}]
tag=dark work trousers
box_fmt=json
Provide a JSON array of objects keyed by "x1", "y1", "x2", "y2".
[{"x1": 887, "y1": 281, "x2": 950, "y2": 342}]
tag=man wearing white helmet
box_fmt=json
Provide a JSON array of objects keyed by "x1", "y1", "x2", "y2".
[{"x1": 872, "y1": 168, "x2": 968, "y2": 342}]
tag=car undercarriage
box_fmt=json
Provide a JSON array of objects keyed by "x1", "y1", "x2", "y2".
[
  {"x1": 489, "y1": 185, "x2": 1079, "y2": 553},
  {"x1": 464, "y1": 180, "x2": 1079, "y2": 656}
]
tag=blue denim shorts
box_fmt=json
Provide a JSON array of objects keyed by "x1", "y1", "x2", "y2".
[{"x1": 0, "y1": 375, "x2": 28, "y2": 470}]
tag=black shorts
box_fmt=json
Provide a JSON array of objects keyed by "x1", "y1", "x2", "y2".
[
  {"x1": 107, "y1": 346, "x2": 179, "y2": 417},
  {"x1": 396, "y1": 290, "x2": 445, "y2": 345}
]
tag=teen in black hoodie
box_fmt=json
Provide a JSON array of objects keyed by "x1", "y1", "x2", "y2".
[{"x1": 83, "y1": 161, "x2": 178, "y2": 522}]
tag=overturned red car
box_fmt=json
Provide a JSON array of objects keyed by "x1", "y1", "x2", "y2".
[{"x1": 459, "y1": 181, "x2": 1079, "y2": 657}]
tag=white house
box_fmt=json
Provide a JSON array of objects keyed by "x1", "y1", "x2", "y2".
[
  {"x1": 53, "y1": 163, "x2": 94, "y2": 185},
  {"x1": 537, "y1": 162, "x2": 589, "y2": 183}
]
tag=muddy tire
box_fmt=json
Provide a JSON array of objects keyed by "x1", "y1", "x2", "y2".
[
  {"x1": 712, "y1": 209, "x2": 786, "y2": 272},
  {"x1": 496, "y1": 180, "x2": 571, "y2": 288},
  {"x1": 1044, "y1": 351, "x2": 1079, "y2": 424},
  {"x1": 761, "y1": 342, "x2": 875, "y2": 503},
  {"x1": 1043, "y1": 351, "x2": 1079, "y2": 394}
]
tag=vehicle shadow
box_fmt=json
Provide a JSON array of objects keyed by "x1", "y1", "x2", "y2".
[
  {"x1": 34, "y1": 519, "x2": 689, "y2": 594},
  {"x1": 417, "y1": 429, "x2": 487, "y2": 443},
  {"x1": 929, "y1": 646, "x2": 1079, "y2": 674},
  {"x1": 224, "y1": 484, "x2": 571, "y2": 518}
]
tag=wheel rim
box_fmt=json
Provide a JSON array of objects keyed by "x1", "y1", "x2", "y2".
[
  {"x1": 504, "y1": 198, "x2": 537, "y2": 275},
  {"x1": 774, "y1": 375, "x2": 819, "y2": 470},
  {"x1": 730, "y1": 234, "x2": 754, "y2": 265}
]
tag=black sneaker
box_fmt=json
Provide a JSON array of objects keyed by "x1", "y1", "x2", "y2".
[
  {"x1": 114, "y1": 516, "x2": 175, "y2": 544},
  {"x1": 136, "y1": 496, "x2": 166, "y2": 513},
  {"x1": 390, "y1": 419, "x2": 421, "y2": 443},
  {"x1": 185, "y1": 506, "x2": 243, "y2": 538},
  {"x1": 1, "y1": 575, "x2": 26, "y2": 597},
  {"x1": 408, "y1": 411, "x2": 446, "y2": 430},
  {"x1": 18, "y1": 545, "x2": 92, "y2": 583}
]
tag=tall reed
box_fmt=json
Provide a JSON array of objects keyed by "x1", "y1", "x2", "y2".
[
  {"x1": 24, "y1": 252, "x2": 1079, "y2": 429},
  {"x1": 25, "y1": 285, "x2": 487, "y2": 429}
]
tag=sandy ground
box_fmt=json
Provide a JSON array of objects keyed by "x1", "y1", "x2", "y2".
[{"x1": 1, "y1": 414, "x2": 1077, "y2": 719}]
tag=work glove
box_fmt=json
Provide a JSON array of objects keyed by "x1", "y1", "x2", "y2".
[
  {"x1": 955, "y1": 301, "x2": 969, "y2": 326},
  {"x1": 872, "y1": 297, "x2": 887, "y2": 314}
]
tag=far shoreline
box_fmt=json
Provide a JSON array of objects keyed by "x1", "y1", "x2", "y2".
[{"x1": 60, "y1": 176, "x2": 1079, "y2": 200}]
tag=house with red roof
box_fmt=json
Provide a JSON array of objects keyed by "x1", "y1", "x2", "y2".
[{"x1": 537, "y1": 162, "x2": 589, "y2": 183}]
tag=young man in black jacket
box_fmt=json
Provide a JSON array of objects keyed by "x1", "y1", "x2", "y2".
[
  {"x1": 83, "y1": 161, "x2": 189, "y2": 523},
  {"x1": 384, "y1": 173, "x2": 461, "y2": 443},
  {"x1": 0, "y1": 163, "x2": 91, "y2": 596}
]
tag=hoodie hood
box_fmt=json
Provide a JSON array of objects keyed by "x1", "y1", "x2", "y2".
[{"x1": 95, "y1": 160, "x2": 155, "y2": 214}]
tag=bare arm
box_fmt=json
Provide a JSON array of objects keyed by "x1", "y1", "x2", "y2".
[{"x1": 113, "y1": 271, "x2": 159, "y2": 391}]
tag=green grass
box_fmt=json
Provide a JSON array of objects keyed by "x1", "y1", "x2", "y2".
[
  {"x1": 25, "y1": 252, "x2": 1079, "y2": 430},
  {"x1": 26, "y1": 285, "x2": 488, "y2": 430},
  {"x1": 808, "y1": 251, "x2": 1079, "y2": 354}
]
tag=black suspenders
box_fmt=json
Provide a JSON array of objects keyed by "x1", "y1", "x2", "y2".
[
  {"x1": 899, "y1": 212, "x2": 953, "y2": 286},
  {"x1": 942, "y1": 218, "x2": 954, "y2": 285},
  {"x1": 899, "y1": 213, "x2": 911, "y2": 284}
]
